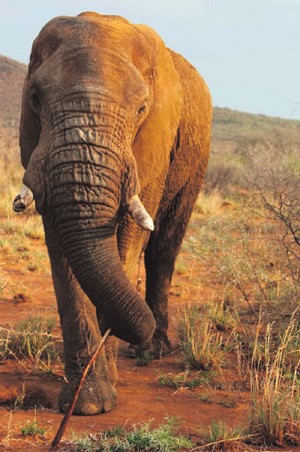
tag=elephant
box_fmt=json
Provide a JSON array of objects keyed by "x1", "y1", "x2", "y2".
[{"x1": 13, "y1": 12, "x2": 212, "y2": 415}]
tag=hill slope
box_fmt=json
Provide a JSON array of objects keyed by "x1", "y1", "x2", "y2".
[
  {"x1": 0, "y1": 55, "x2": 26, "y2": 128},
  {"x1": 212, "y1": 107, "x2": 300, "y2": 154}
]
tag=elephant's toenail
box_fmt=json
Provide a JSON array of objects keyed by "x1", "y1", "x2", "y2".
[
  {"x1": 82, "y1": 402, "x2": 99, "y2": 415},
  {"x1": 103, "y1": 400, "x2": 114, "y2": 412}
]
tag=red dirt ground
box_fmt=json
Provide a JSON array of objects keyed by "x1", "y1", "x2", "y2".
[{"x1": 0, "y1": 213, "x2": 266, "y2": 450}]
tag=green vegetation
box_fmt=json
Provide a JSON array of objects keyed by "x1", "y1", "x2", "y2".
[
  {"x1": 207, "y1": 107, "x2": 300, "y2": 197},
  {"x1": 157, "y1": 369, "x2": 212, "y2": 389},
  {"x1": 21, "y1": 418, "x2": 46, "y2": 437},
  {"x1": 72, "y1": 417, "x2": 194, "y2": 451},
  {"x1": 135, "y1": 350, "x2": 153, "y2": 366}
]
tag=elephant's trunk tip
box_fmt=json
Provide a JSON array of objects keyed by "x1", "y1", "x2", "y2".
[{"x1": 128, "y1": 195, "x2": 154, "y2": 231}]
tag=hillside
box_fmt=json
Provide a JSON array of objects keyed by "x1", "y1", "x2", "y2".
[
  {"x1": 212, "y1": 106, "x2": 300, "y2": 155},
  {"x1": 0, "y1": 55, "x2": 26, "y2": 128}
]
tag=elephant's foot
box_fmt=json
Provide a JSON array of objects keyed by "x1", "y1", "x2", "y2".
[
  {"x1": 59, "y1": 383, "x2": 117, "y2": 415},
  {"x1": 129, "y1": 330, "x2": 171, "y2": 359},
  {"x1": 59, "y1": 363, "x2": 117, "y2": 415},
  {"x1": 151, "y1": 330, "x2": 172, "y2": 358}
]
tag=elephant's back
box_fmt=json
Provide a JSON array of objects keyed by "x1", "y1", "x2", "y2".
[
  {"x1": 169, "y1": 49, "x2": 212, "y2": 128},
  {"x1": 162, "y1": 49, "x2": 212, "y2": 198}
]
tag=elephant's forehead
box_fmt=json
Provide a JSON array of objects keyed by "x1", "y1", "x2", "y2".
[
  {"x1": 36, "y1": 14, "x2": 150, "y2": 59},
  {"x1": 31, "y1": 14, "x2": 156, "y2": 81}
]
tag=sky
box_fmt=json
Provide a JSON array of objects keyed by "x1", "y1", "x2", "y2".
[{"x1": 1, "y1": 0, "x2": 299, "y2": 120}]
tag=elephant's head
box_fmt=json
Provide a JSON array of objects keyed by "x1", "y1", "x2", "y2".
[{"x1": 19, "y1": 13, "x2": 182, "y2": 345}]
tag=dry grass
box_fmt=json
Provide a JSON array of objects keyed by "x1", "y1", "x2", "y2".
[
  {"x1": 194, "y1": 190, "x2": 225, "y2": 216},
  {"x1": 249, "y1": 317, "x2": 300, "y2": 447},
  {"x1": 0, "y1": 315, "x2": 60, "y2": 372},
  {"x1": 196, "y1": 420, "x2": 249, "y2": 451},
  {"x1": 178, "y1": 304, "x2": 233, "y2": 371}
]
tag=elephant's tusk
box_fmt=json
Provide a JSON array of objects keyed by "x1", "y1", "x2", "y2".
[
  {"x1": 13, "y1": 185, "x2": 34, "y2": 212},
  {"x1": 128, "y1": 195, "x2": 154, "y2": 231}
]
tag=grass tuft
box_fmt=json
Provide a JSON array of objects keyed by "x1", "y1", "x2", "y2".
[
  {"x1": 198, "y1": 420, "x2": 247, "y2": 450},
  {"x1": 178, "y1": 304, "x2": 232, "y2": 370},
  {"x1": 249, "y1": 317, "x2": 300, "y2": 446},
  {"x1": 0, "y1": 315, "x2": 60, "y2": 371},
  {"x1": 21, "y1": 418, "x2": 46, "y2": 437},
  {"x1": 135, "y1": 350, "x2": 153, "y2": 367},
  {"x1": 206, "y1": 300, "x2": 237, "y2": 331}
]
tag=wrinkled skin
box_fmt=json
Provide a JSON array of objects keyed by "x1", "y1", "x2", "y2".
[{"x1": 18, "y1": 12, "x2": 212, "y2": 415}]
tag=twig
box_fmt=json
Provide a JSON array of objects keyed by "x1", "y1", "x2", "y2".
[
  {"x1": 51, "y1": 328, "x2": 112, "y2": 449},
  {"x1": 189, "y1": 433, "x2": 255, "y2": 451}
]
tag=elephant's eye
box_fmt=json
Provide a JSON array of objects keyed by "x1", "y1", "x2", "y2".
[
  {"x1": 137, "y1": 103, "x2": 147, "y2": 116},
  {"x1": 31, "y1": 90, "x2": 41, "y2": 113}
]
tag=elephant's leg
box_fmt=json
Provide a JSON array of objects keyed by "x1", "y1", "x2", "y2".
[
  {"x1": 43, "y1": 218, "x2": 117, "y2": 415},
  {"x1": 96, "y1": 311, "x2": 119, "y2": 386},
  {"x1": 144, "y1": 179, "x2": 202, "y2": 358}
]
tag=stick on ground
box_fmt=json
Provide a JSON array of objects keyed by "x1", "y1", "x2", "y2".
[{"x1": 51, "y1": 328, "x2": 112, "y2": 449}]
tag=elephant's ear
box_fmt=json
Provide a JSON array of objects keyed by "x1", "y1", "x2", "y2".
[
  {"x1": 132, "y1": 25, "x2": 183, "y2": 188},
  {"x1": 19, "y1": 75, "x2": 41, "y2": 169}
]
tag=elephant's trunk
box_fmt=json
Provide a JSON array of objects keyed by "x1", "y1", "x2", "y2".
[
  {"x1": 60, "y1": 233, "x2": 155, "y2": 344},
  {"x1": 25, "y1": 132, "x2": 155, "y2": 344}
]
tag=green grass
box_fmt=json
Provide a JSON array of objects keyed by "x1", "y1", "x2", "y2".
[
  {"x1": 72, "y1": 417, "x2": 194, "y2": 451},
  {"x1": 21, "y1": 418, "x2": 46, "y2": 437},
  {"x1": 135, "y1": 350, "x2": 153, "y2": 366}
]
